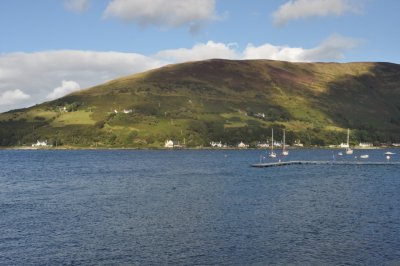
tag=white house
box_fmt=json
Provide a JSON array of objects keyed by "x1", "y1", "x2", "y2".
[
  {"x1": 210, "y1": 141, "x2": 223, "y2": 148},
  {"x1": 359, "y1": 142, "x2": 373, "y2": 148},
  {"x1": 340, "y1": 143, "x2": 349, "y2": 148},
  {"x1": 238, "y1": 141, "x2": 249, "y2": 149},
  {"x1": 273, "y1": 141, "x2": 282, "y2": 147},
  {"x1": 254, "y1": 113, "x2": 265, "y2": 118},
  {"x1": 165, "y1": 140, "x2": 174, "y2": 148},
  {"x1": 293, "y1": 140, "x2": 304, "y2": 147},
  {"x1": 32, "y1": 140, "x2": 51, "y2": 147},
  {"x1": 256, "y1": 142, "x2": 269, "y2": 149}
]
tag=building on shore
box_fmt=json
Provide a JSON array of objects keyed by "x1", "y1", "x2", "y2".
[
  {"x1": 256, "y1": 142, "x2": 269, "y2": 149},
  {"x1": 237, "y1": 141, "x2": 249, "y2": 149},
  {"x1": 358, "y1": 142, "x2": 373, "y2": 148},
  {"x1": 164, "y1": 140, "x2": 175, "y2": 148},
  {"x1": 32, "y1": 140, "x2": 51, "y2": 147},
  {"x1": 293, "y1": 140, "x2": 304, "y2": 147},
  {"x1": 164, "y1": 139, "x2": 185, "y2": 148},
  {"x1": 210, "y1": 141, "x2": 223, "y2": 148},
  {"x1": 340, "y1": 143, "x2": 349, "y2": 148}
]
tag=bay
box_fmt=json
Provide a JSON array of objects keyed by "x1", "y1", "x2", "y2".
[{"x1": 0, "y1": 149, "x2": 400, "y2": 265}]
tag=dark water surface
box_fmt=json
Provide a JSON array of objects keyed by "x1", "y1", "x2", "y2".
[{"x1": 1, "y1": 149, "x2": 400, "y2": 265}]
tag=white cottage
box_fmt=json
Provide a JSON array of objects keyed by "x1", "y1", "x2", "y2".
[
  {"x1": 165, "y1": 140, "x2": 174, "y2": 148},
  {"x1": 237, "y1": 141, "x2": 249, "y2": 149},
  {"x1": 210, "y1": 141, "x2": 223, "y2": 148},
  {"x1": 32, "y1": 140, "x2": 51, "y2": 147}
]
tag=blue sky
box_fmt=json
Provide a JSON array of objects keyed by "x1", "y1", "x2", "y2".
[{"x1": 0, "y1": 0, "x2": 399, "y2": 111}]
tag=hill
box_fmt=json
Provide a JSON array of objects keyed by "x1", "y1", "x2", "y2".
[{"x1": 1, "y1": 59, "x2": 400, "y2": 148}]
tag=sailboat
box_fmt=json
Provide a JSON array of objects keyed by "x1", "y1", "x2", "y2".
[
  {"x1": 269, "y1": 128, "x2": 277, "y2": 158},
  {"x1": 345, "y1": 128, "x2": 353, "y2": 155},
  {"x1": 282, "y1": 129, "x2": 289, "y2": 156}
]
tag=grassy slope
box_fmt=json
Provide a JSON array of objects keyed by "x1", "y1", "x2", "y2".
[{"x1": 1, "y1": 59, "x2": 400, "y2": 148}]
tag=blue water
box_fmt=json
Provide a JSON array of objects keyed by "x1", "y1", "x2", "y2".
[{"x1": 1, "y1": 149, "x2": 400, "y2": 265}]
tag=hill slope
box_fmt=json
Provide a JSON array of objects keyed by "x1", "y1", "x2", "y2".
[{"x1": 1, "y1": 59, "x2": 400, "y2": 148}]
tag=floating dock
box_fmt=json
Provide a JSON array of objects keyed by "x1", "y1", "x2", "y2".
[{"x1": 251, "y1": 160, "x2": 400, "y2": 168}]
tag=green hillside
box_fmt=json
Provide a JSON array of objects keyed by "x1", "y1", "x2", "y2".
[{"x1": 1, "y1": 59, "x2": 400, "y2": 148}]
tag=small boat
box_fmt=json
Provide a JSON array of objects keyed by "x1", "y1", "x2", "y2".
[
  {"x1": 282, "y1": 129, "x2": 289, "y2": 156},
  {"x1": 269, "y1": 128, "x2": 277, "y2": 158},
  {"x1": 360, "y1": 154, "x2": 369, "y2": 159},
  {"x1": 338, "y1": 152, "x2": 343, "y2": 156},
  {"x1": 385, "y1": 152, "x2": 396, "y2": 155},
  {"x1": 386, "y1": 155, "x2": 391, "y2": 160},
  {"x1": 345, "y1": 128, "x2": 353, "y2": 155}
]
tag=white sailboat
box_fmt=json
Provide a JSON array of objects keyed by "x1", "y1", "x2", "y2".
[
  {"x1": 282, "y1": 129, "x2": 289, "y2": 156},
  {"x1": 345, "y1": 128, "x2": 353, "y2": 155},
  {"x1": 385, "y1": 152, "x2": 396, "y2": 155},
  {"x1": 269, "y1": 128, "x2": 277, "y2": 158}
]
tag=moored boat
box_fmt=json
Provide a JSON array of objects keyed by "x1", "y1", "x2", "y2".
[
  {"x1": 385, "y1": 152, "x2": 396, "y2": 155},
  {"x1": 282, "y1": 129, "x2": 289, "y2": 156},
  {"x1": 345, "y1": 128, "x2": 353, "y2": 155},
  {"x1": 269, "y1": 128, "x2": 277, "y2": 158}
]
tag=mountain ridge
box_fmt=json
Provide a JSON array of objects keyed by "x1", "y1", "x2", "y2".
[{"x1": 1, "y1": 59, "x2": 400, "y2": 148}]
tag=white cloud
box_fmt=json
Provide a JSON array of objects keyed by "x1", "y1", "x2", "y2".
[
  {"x1": 47, "y1": 80, "x2": 81, "y2": 100},
  {"x1": 154, "y1": 35, "x2": 359, "y2": 63},
  {"x1": 103, "y1": 0, "x2": 218, "y2": 32},
  {"x1": 243, "y1": 34, "x2": 360, "y2": 62},
  {"x1": 243, "y1": 43, "x2": 305, "y2": 62},
  {"x1": 300, "y1": 34, "x2": 361, "y2": 61},
  {"x1": 64, "y1": 0, "x2": 91, "y2": 13},
  {"x1": 272, "y1": 0, "x2": 360, "y2": 26},
  {"x1": 0, "y1": 89, "x2": 30, "y2": 106},
  {"x1": 0, "y1": 50, "x2": 165, "y2": 112},
  {"x1": 0, "y1": 35, "x2": 360, "y2": 112},
  {"x1": 155, "y1": 41, "x2": 239, "y2": 62}
]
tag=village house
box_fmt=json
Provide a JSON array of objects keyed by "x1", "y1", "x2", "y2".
[
  {"x1": 273, "y1": 141, "x2": 282, "y2": 147},
  {"x1": 254, "y1": 113, "x2": 265, "y2": 119},
  {"x1": 32, "y1": 140, "x2": 51, "y2": 147},
  {"x1": 256, "y1": 142, "x2": 269, "y2": 149},
  {"x1": 164, "y1": 140, "x2": 174, "y2": 148},
  {"x1": 359, "y1": 142, "x2": 373, "y2": 148},
  {"x1": 237, "y1": 141, "x2": 249, "y2": 149},
  {"x1": 340, "y1": 143, "x2": 349, "y2": 148},
  {"x1": 164, "y1": 140, "x2": 185, "y2": 148},
  {"x1": 293, "y1": 140, "x2": 304, "y2": 147},
  {"x1": 210, "y1": 141, "x2": 223, "y2": 148}
]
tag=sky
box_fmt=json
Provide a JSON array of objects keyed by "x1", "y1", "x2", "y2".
[{"x1": 0, "y1": 0, "x2": 399, "y2": 112}]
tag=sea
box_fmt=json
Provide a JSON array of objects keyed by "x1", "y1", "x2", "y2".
[{"x1": 1, "y1": 149, "x2": 399, "y2": 265}]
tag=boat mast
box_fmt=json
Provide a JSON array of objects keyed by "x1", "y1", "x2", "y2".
[
  {"x1": 283, "y1": 129, "x2": 286, "y2": 151},
  {"x1": 271, "y1": 128, "x2": 274, "y2": 153}
]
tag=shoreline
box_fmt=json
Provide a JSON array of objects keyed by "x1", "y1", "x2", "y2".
[{"x1": 1, "y1": 146, "x2": 397, "y2": 151}]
